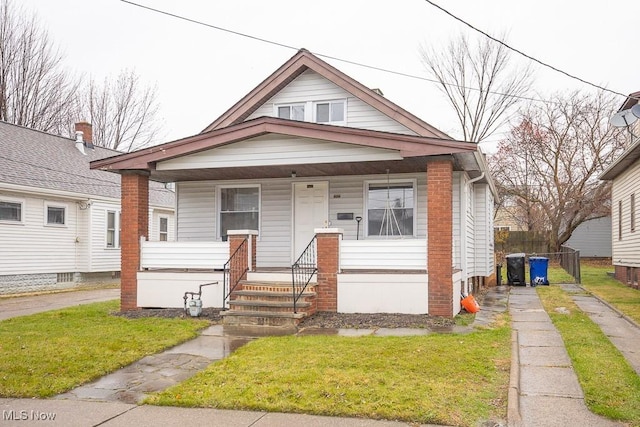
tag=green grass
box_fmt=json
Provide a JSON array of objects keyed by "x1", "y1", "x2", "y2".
[
  {"x1": 148, "y1": 315, "x2": 511, "y2": 427},
  {"x1": 578, "y1": 264, "x2": 640, "y2": 325},
  {"x1": 0, "y1": 300, "x2": 209, "y2": 397},
  {"x1": 537, "y1": 285, "x2": 640, "y2": 423}
]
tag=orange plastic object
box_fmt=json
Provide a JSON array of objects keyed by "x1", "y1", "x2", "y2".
[{"x1": 461, "y1": 295, "x2": 480, "y2": 313}]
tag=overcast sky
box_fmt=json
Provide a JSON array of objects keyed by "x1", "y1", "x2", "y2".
[{"x1": 19, "y1": 0, "x2": 640, "y2": 151}]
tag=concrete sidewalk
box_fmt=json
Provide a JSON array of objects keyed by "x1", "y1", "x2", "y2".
[{"x1": 509, "y1": 286, "x2": 622, "y2": 427}]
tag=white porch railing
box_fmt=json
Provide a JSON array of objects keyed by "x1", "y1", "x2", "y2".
[
  {"x1": 140, "y1": 240, "x2": 229, "y2": 270},
  {"x1": 340, "y1": 239, "x2": 427, "y2": 270}
]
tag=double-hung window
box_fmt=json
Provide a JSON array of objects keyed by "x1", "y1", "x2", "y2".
[
  {"x1": 106, "y1": 210, "x2": 121, "y2": 248},
  {"x1": 46, "y1": 203, "x2": 66, "y2": 226},
  {"x1": 365, "y1": 180, "x2": 416, "y2": 237},
  {"x1": 159, "y1": 216, "x2": 168, "y2": 241},
  {"x1": 219, "y1": 186, "x2": 260, "y2": 240},
  {"x1": 0, "y1": 199, "x2": 23, "y2": 223}
]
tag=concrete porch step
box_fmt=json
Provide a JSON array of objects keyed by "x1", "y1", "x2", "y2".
[
  {"x1": 229, "y1": 300, "x2": 311, "y2": 310},
  {"x1": 221, "y1": 310, "x2": 306, "y2": 327}
]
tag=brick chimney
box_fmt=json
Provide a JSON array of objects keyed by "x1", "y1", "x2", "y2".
[{"x1": 74, "y1": 121, "x2": 93, "y2": 148}]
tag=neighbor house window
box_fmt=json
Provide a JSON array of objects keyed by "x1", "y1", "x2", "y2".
[
  {"x1": 277, "y1": 104, "x2": 305, "y2": 121},
  {"x1": 631, "y1": 194, "x2": 636, "y2": 232},
  {"x1": 314, "y1": 100, "x2": 345, "y2": 124},
  {"x1": 46, "y1": 204, "x2": 66, "y2": 226},
  {"x1": 219, "y1": 186, "x2": 260, "y2": 239},
  {"x1": 366, "y1": 180, "x2": 415, "y2": 237},
  {"x1": 0, "y1": 200, "x2": 23, "y2": 222},
  {"x1": 106, "y1": 210, "x2": 121, "y2": 248},
  {"x1": 619, "y1": 200, "x2": 623, "y2": 241},
  {"x1": 159, "y1": 216, "x2": 168, "y2": 241}
]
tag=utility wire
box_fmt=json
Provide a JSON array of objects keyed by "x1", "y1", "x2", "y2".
[
  {"x1": 120, "y1": 0, "x2": 558, "y2": 105},
  {"x1": 423, "y1": 0, "x2": 637, "y2": 102}
]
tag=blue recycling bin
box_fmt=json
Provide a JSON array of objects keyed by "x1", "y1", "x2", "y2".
[{"x1": 529, "y1": 257, "x2": 549, "y2": 286}]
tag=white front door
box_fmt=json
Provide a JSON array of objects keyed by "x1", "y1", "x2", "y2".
[{"x1": 293, "y1": 182, "x2": 329, "y2": 260}]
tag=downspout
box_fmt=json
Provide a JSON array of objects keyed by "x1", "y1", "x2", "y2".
[{"x1": 468, "y1": 172, "x2": 485, "y2": 186}]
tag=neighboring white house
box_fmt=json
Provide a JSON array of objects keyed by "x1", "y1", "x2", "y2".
[
  {"x1": 600, "y1": 92, "x2": 640, "y2": 288},
  {"x1": 564, "y1": 216, "x2": 612, "y2": 258},
  {"x1": 0, "y1": 121, "x2": 175, "y2": 294},
  {"x1": 92, "y1": 49, "x2": 497, "y2": 320}
]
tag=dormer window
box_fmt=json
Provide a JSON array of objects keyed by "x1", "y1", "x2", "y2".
[
  {"x1": 315, "y1": 100, "x2": 345, "y2": 124},
  {"x1": 277, "y1": 104, "x2": 305, "y2": 121}
]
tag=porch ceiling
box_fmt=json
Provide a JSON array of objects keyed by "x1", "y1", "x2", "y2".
[{"x1": 145, "y1": 157, "x2": 438, "y2": 182}]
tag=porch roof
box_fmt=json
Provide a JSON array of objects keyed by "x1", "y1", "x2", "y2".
[{"x1": 90, "y1": 117, "x2": 481, "y2": 183}]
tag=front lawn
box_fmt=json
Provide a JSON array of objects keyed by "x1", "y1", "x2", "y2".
[
  {"x1": 148, "y1": 315, "x2": 511, "y2": 427},
  {"x1": 537, "y1": 284, "x2": 640, "y2": 423},
  {"x1": 0, "y1": 300, "x2": 209, "y2": 397}
]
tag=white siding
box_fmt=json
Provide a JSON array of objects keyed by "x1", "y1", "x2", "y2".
[
  {"x1": 452, "y1": 173, "x2": 462, "y2": 270},
  {"x1": 140, "y1": 241, "x2": 228, "y2": 269},
  {"x1": 0, "y1": 192, "x2": 79, "y2": 274},
  {"x1": 341, "y1": 240, "x2": 427, "y2": 270},
  {"x1": 157, "y1": 135, "x2": 402, "y2": 171},
  {"x1": 245, "y1": 69, "x2": 417, "y2": 135},
  {"x1": 565, "y1": 217, "x2": 612, "y2": 258},
  {"x1": 612, "y1": 159, "x2": 640, "y2": 266},
  {"x1": 149, "y1": 208, "x2": 176, "y2": 242},
  {"x1": 464, "y1": 177, "x2": 475, "y2": 278},
  {"x1": 175, "y1": 173, "x2": 427, "y2": 267},
  {"x1": 176, "y1": 181, "x2": 216, "y2": 241},
  {"x1": 88, "y1": 201, "x2": 121, "y2": 272},
  {"x1": 473, "y1": 184, "x2": 494, "y2": 277}
]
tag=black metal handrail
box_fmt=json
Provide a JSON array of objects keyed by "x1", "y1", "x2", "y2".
[
  {"x1": 292, "y1": 236, "x2": 317, "y2": 313},
  {"x1": 222, "y1": 238, "x2": 248, "y2": 309}
]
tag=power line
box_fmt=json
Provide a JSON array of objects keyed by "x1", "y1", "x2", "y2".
[
  {"x1": 120, "y1": 0, "x2": 558, "y2": 105},
  {"x1": 423, "y1": 0, "x2": 636, "y2": 102}
]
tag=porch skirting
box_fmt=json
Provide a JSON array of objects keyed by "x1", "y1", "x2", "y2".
[
  {"x1": 137, "y1": 271, "x2": 224, "y2": 308},
  {"x1": 337, "y1": 273, "x2": 428, "y2": 314}
]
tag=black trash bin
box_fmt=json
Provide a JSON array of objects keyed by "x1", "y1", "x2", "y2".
[{"x1": 506, "y1": 253, "x2": 526, "y2": 286}]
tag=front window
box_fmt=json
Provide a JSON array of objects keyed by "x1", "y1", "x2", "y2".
[
  {"x1": 46, "y1": 205, "x2": 66, "y2": 225},
  {"x1": 277, "y1": 104, "x2": 305, "y2": 121},
  {"x1": 159, "y1": 217, "x2": 168, "y2": 241},
  {"x1": 366, "y1": 181, "x2": 415, "y2": 237},
  {"x1": 315, "y1": 100, "x2": 345, "y2": 124},
  {"x1": 0, "y1": 200, "x2": 22, "y2": 222},
  {"x1": 219, "y1": 186, "x2": 260, "y2": 239},
  {"x1": 106, "y1": 210, "x2": 121, "y2": 248}
]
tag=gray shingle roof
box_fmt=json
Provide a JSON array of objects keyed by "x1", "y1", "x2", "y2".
[{"x1": 0, "y1": 121, "x2": 174, "y2": 208}]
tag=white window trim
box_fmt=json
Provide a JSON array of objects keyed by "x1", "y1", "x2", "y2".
[
  {"x1": 105, "y1": 210, "x2": 121, "y2": 249},
  {"x1": 363, "y1": 178, "x2": 417, "y2": 239},
  {"x1": 44, "y1": 202, "x2": 68, "y2": 227},
  {"x1": 217, "y1": 184, "x2": 261, "y2": 240},
  {"x1": 273, "y1": 103, "x2": 307, "y2": 121},
  {"x1": 159, "y1": 215, "x2": 169, "y2": 241},
  {"x1": 0, "y1": 196, "x2": 25, "y2": 224},
  {"x1": 313, "y1": 99, "x2": 347, "y2": 125}
]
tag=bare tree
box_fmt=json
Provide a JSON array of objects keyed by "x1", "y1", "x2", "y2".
[
  {"x1": 420, "y1": 33, "x2": 532, "y2": 143},
  {"x1": 73, "y1": 69, "x2": 163, "y2": 152},
  {"x1": 490, "y1": 91, "x2": 626, "y2": 252},
  {"x1": 0, "y1": 0, "x2": 78, "y2": 133}
]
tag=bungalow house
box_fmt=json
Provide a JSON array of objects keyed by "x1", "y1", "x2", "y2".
[
  {"x1": 0, "y1": 121, "x2": 175, "y2": 294},
  {"x1": 600, "y1": 92, "x2": 640, "y2": 288},
  {"x1": 91, "y1": 49, "x2": 497, "y2": 322}
]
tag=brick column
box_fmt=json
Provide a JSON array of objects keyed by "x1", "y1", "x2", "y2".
[
  {"x1": 120, "y1": 172, "x2": 149, "y2": 311},
  {"x1": 227, "y1": 230, "x2": 258, "y2": 290},
  {"x1": 427, "y1": 159, "x2": 454, "y2": 317},
  {"x1": 315, "y1": 228, "x2": 342, "y2": 312}
]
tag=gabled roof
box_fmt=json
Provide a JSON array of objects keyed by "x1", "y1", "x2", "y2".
[
  {"x1": 0, "y1": 121, "x2": 174, "y2": 207},
  {"x1": 202, "y1": 49, "x2": 450, "y2": 139},
  {"x1": 91, "y1": 116, "x2": 477, "y2": 176}
]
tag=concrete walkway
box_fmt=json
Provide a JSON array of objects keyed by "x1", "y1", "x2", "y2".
[
  {"x1": 509, "y1": 286, "x2": 622, "y2": 427},
  {"x1": 0, "y1": 287, "x2": 119, "y2": 321}
]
